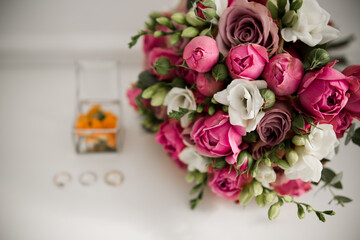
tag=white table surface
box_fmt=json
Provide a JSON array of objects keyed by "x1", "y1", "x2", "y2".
[{"x1": 1, "y1": 0, "x2": 360, "y2": 239}]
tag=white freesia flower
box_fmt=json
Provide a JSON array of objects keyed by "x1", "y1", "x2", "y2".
[
  {"x1": 303, "y1": 124, "x2": 339, "y2": 160},
  {"x1": 255, "y1": 162, "x2": 276, "y2": 185},
  {"x1": 285, "y1": 148, "x2": 323, "y2": 182},
  {"x1": 213, "y1": 78, "x2": 267, "y2": 132},
  {"x1": 179, "y1": 147, "x2": 209, "y2": 173},
  {"x1": 281, "y1": 0, "x2": 340, "y2": 47},
  {"x1": 214, "y1": 0, "x2": 229, "y2": 16},
  {"x1": 164, "y1": 87, "x2": 196, "y2": 128}
]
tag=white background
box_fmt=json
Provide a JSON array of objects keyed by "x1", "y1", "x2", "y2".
[{"x1": 0, "y1": 0, "x2": 360, "y2": 239}]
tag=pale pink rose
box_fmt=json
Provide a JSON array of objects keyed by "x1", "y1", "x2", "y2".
[
  {"x1": 295, "y1": 62, "x2": 350, "y2": 122},
  {"x1": 183, "y1": 36, "x2": 219, "y2": 73},
  {"x1": 155, "y1": 120, "x2": 186, "y2": 168},
  {"x1": 191, "y1": 111, "x2": 246, "y2": 164},
  {"x1": 328, "y1": 110, "x2": 353, "y2": 138},
  {"x1": 126, "y1": 86, "x2": 142, "y2": 111},
  {"x1": 263, "y1": 53, "x2": 304, "y2": 96},
  {"x1": 208, "y1": 166, "x2": 252, "y2": 201},
  {"x1": 226, "y1": 44, "x2": 268, "y2": 80},
  {"x1": 149, "y1": 48, "x2": 181, "y2": 81},
  {"x1": 216, "y1": 0, "x2": 279, "y2": 55},
  {"x1": 343, "y1": 65, "x2": 360, "y2": 120},
  {"x1": 271, "y1": 171, "x2": 311, "y2": 197},
  {"x1": 196, "y1": 73, "x2": 225, "y2": 97}
]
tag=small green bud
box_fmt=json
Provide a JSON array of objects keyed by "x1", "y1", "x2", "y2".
[
  {"x1": 264, "y1": 157, "x2": 272, "y2": 167},
  {"x1": 201, "y1": 0, "x2": 217, "y2": 9},
  {"x1": 156, "y1": 17, "x2": 173, "y2": 28},
  {"x1": 306, "y1": 205, "x2": 313, "y2": 213},
  {"x1": 260, "y1": 88, "x2": 276, "y2": 109},
  {"x1": 197, "y1": 104, "x2": 204, "y2": 113},
  {"x1": 212, "y1": 64, "x2": 229, "y2": 81},
  {"x1": 170, "y1": 32, "x2": 181, "y2": 46},
  {"x1": 264, "y1": 191, "x2": 277, "y2": 204},
  {"x1": 185, "y1": 172, "x2": 195, "y2": 183},
  {"x1": 282, "y1": 10, "x2": 299, "y2": 27},
  {"x1": 255, "y1": 194, "x2": 266, "y2": 208},
  {"x1": 153, "y1": 57, "x2": 172, "y2": 75},
  {"x1": 277, "y1": 0, "x2": 287, "y2": 14},
  {"x1": 290, "y1": 0, "x2": 303, "y2": 11},
  {"x1": 239, "y1": 186, "x2": 253, "y2": 205},
  {"x1": 150, "y1": 87, "x2": 168, "y2": 106},
  {"x1": 195, "y1": 173, "x2": 206, "y2": 184},
  {"x1": 181, "y1": 26, "x2": 200, "y2": 38},
  {"x1": 323, "y1": 210, "x2": 336, "y2": 216},
  {"x1": 237, "y1": 151, "x2": 248, "y2": 167},
  {"x1": 274, "y1": 158, "x2": 290, "y2": 170},
  {"x1": 268, "y1": 203, "x2": 281, "y2": 220},
  {"x1": 145, "y1": 21, "x2": 154, "y2": 30},
  {"x1": 149, "y1": 12, "x2": 162, "y2": 20},
  {"x1": 283, "y1": 195, "x2": 293, "y2": 203},
  {"x1": 201, "y1": 7, "x2": 217, "y2": 20},
  {"x1": 153, "y1": 30, "x2": 164, "y2": 38},
  {"x1": 208, "y1": 104, "x2": 215, "y2": 116},
  {"x1": 297, "y1": 204, "x2": 306, "y2": 219},
  {"x1": 142, "y1": 84, "x2": 159, "y2": 99},
  {"x1": 308, "y1": 48, "x2": 330, "y2": 70},
  {"x1": 251, "y1": 181, "x2": 263, "y2": 196},
  {"x1": 199, "y1": 28, "x2": 212, "y2": 37},
  {"x1": 292, "y1": 135, "x2": 306, "y2": 146},
  {"x1": 211, "y1": 98, "x2": 218, "y2": 104},
  {"x1": 222, "y1": 105, "x2": 228, "y2": 112},
  {"x1": 286, "y1": 149, "x2": 299, "y2": 166},
  {"x1": 171, "y1": 13, "x2": 187, "y2": 25},
  {"x1": 186, "y1": 11, "x2": 207, "y2": 27},
  {"x1": 316, "y1": 212, "x2": 326, "y2": 222},
  {"x1": 266, "y1": 0, "x2": 278, "y2": 19}
]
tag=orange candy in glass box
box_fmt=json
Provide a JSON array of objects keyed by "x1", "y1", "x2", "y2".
[{"x1": 75, "y1": 105, "x2": 118, "y2": 152}]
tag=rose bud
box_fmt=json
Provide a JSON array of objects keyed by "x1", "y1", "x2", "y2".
[
  {"x1": 196, "y1": 0, "x2": 217, "y2": 21},
  {"x1": 195, "y1": 73, "x2": 224, "y2": 97},
  {"x1": 183, "y1": 36, "x2": 219, "y2": 73},
  {"x1": 149, "y1": 48, "x2": 181, "y2": 80},
  {"x1": 226, "y1": 44, "x2": 268, "y2": 80},
  {"x1": 263, "y1": 53, "x2": 304, "y2": 96}
]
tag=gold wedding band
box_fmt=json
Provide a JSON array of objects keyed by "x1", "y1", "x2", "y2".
[
  {"x1": 104, "y1": 170, "x2": 124, "y2": 186},
  {"x1": 79, "y1": 171, "x2": 97, "y2": 186}
]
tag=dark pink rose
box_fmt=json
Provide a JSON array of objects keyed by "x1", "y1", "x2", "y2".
[
  {"x1": 216, "y1": 0, "x2": 279, "y2": 55},
  {"x1": 226, "y1": 44, "x2": 268, "y2": 80},
  {"x1": 208, "y1": 166, "x2": 252, "y2": 200},
  {"x1": 175, "y1": 59, "x2": 198, "y2": 85},
  {"x1": 257, "y1": 102, "x2": 292, "y2": 146},
  {"x1": 143, "y1": 26, "x2": 168, "y2": 54},
  {"x1": 263, "y1": 53, "x2": 304, "y2": 96},
  {"x1": 196, "y1": 73, "x2": 225, "y2": 97},
  {"x1": 149, "y1": 48, "x2": 181, "y2": 80},
  {"x1": 126, "y1": 86, "x2": 142, "y2": 111},
  {"x1": 328, "y1": 110, "x2": 353, "y2": 138},
  {"x1": 271, "y1": 171, "x2": 311, "y2": 197},
  {"x1": 191, "y1": 111, "x2": 246, "y2": 164},
  {"x1": 155, "y1": 120, "x2": 186, "y2": 168},
  {"x1": 343, "y1": 65, "x2": 360, "y2": 120},
  {"x1": 183, "y1": 36, "x2": 219, "y2": 73},
  {"x1": 295, "y1": 62, "x2": 350, "y2": 122},
  {"x1": 249, "y1": 0, "x2": 267, "y2": 5}
]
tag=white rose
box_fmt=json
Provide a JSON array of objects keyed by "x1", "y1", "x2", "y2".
[
  {"x1": 179, "y1": 147, "x2": 209, "y2": 173},
  {"x1": 255, "y1": 162, "x2": 276, "y2": 185},
  {"x1": 303, "y1": 124, "x2": 339, "y2": 160},
  {"x1": 213, "y1": 78, "x2": 267, "y2": 132},
  {"x1": 285, "y1": 148, "x2": 323, "y2": 182},
  {"x1": 163, "y1": 87, "x2": 196, "y2": 128},
  {"x1": 281, "y1": 0, "x2": 340, "y2": 47}
]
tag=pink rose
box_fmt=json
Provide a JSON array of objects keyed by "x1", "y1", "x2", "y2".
[
  {"x1": 216, "y1": 0, "x2": 279, "y2": 55},
  {"x1": 196, "y1": 73, "x2": 225, "y2": 97},
  {"x1": 271, "y1": 171, "x2": 311, "y2": 197},
  {"x1": 208, "y1": 166, "x2": 252, "y2": 201},
  {"x1": 149, "y1": 48, "x2": 181, "y2": 80},
  {"x1": 263, "y1": 53, "x2": 304, "y2": 96},
  {"x1": 343, "y1": 65, "x2": 360, "y2": 120},
  {"x1": 183, "y1": 36, "x2": 219, "y2": 73},
  {"x1": 126, "y1": 86, "x2": 142, "y2": 111},
  {"x1": 226, "y1": 44, "x2": 268, "y2": 80},
  {"x1": 143, "y1": 26, "x2": 168, "y2": 54},
  {"x1": 191, "y1": 111, "x2": 246, "y2": 164},
  {"x1": 295, "y1": 62, "x2": 350, "y2": 122},
  {"x1": 328, "y1": 110, "x2": 353, "y2": 138},
  {"x1": 249, "y1": 140, "x2": 272, "y2": 160},
  {"x1": 155, "y1": 120, "x2": 186, "y2": 168}
]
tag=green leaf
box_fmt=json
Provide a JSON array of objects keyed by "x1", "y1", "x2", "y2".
[
  {"x1": 351, "y1": 127, "x2": 360, "y2": 146},
  {"x1": 212, "y1": 158, "x2": 227, "y2": 170},
  {"x1": 329, "y1": 172, "x2": 343, "y2": 186},
  {"x1": 321, "y1": 168, "x2": 343, "y2": 189},
  {"x1": 345, "y1": 124, "x2": 355, "y2": 145},
  {"x1": 168, "y1": 107, "x2": 190, "y2": 120},
  {"x1": 333, "y1": 195, "x2": 352, "y2": 207},
  {"x1": 135, "y1": 70, "x2": 158, "y2": 90}
]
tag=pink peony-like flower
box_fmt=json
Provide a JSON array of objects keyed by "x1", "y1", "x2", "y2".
[
  {"x1": 216, "y1": 0, "x2": 279, "y2": 55},
  {"x1": 155, "y1": 120, "x2": 186, "y2": 168},
  {"x1": 196, "y1": 73, "x2": 225, "y2": 97},
  {"x1": 183, "y1": 36, "x2": 219, "y2": 73},
  {"x1": 226, "y1": 44, "x2": 268, "y2": 80},
  {"x1": 191, "y1": 111, "x2": 246, "y2": 164},
  {"x1": 263, "y1": 53, "x2": 304, "y2": 96},
  {"x1": 343, "y1": 65, "x2": 360, "y2": 120},
  {"x1": 328, "y1": 110, "x2": 353, "y2": 138},
  {"x1": 208, "y1": 166, "x2": 252, "y2": 200},
  {"x1": 295, "y1": 62, "x2": 350, "y2": 122},
  {"x1": 271, "y1": 171, "x2": 312, "y2": 197},
  {"x1": 149, "y1": 48, "x2": 181, "y2": 80}
]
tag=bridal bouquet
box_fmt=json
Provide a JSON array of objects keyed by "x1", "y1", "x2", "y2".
[{"x1": 127, "y1": 0, "x2": 360, "y2": 221}]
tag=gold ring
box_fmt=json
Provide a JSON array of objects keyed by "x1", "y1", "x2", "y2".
[
  {"x1": 104, "y1": 170, "x2": 124, "y2": 186},
  {"x1": 53, "y1": 171, "x2": 72, "y2": 188},
  {"x1": 79, "y1": 171, "x2": 97, "y2": 186}
]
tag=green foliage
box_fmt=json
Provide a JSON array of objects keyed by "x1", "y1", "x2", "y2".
[
  {"x1": 135, "y1": 71, "x2": 158, "y2": 90},
  {"x1": 168, "y1": 107, "x2": 192, "y2": 120}
]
